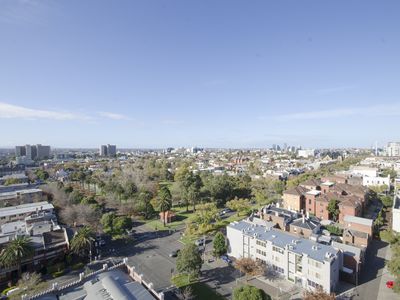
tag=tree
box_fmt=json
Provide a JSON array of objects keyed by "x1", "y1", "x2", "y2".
[
  {"x1": 226, "y1": 198, "x2": 251, "y2": 216},
  {"x1": 176, "y1": 243, "x2": 203, "y2": 280},
  {"x1": 380, "y1": 195, "x2": 393, "y2": 208},
  {"x1": 303, "y1": 287, "x2": 335, "y2": 300},
  {"x1": 327, "y1": 199, "x2": 340, "y2": 221},
  {"x1": 17, "y1": 272, "x2": 41, "y2": 292},
  {"x1": 233, "y1": 285, "x2": 269, "y2": 300},
  {"x1": 234, "y1": 258, "x2": 264, "y2": 279},
  {"x1": 374, "y1": 211, "x2": 384, "y2": 228},
  {"x1": 136, "y1": 191, "x2": 155, "y2": 219},
  {"x1": 177, "y1": 286, "x2": 194, "y2": 300},
  {"x1": 213, "y1": 232, "x2": 227, "y2": 257},
  {"x1": 112, "y1": 216, "x2": 133, "y2": 236},
  {"x1": 35, "y1": 169, "x2": 49, "y2": 181},
  {"x1": 380, "y1": 229, "x2": 400, "y2": 244},
  {"x1": 70, "y1": 226, "x2": 95, "y2": 258},
  {"x1": 158, "y1": 185, "x2": 172, "y2": 226},
  {"x1": 0, "y1": 236, "x2": 34, "y2": 276}
]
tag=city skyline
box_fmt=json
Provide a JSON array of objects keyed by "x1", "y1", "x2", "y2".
[{"x1": 1, "y1": 1, "x2": 400, "y2": 148}]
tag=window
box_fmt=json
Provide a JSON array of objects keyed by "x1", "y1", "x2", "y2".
[
  {"x1": 309, "y1": 199, "x2": 311, "y2": 205},
  {"x1": 273, "y1": 246, "x2": 284, "y2": 254},
  {"x1": 307, "y1": 279, "x2": 322, "y2": 290},
  {"x1": 256, "y1": 240, "x2": 266, "y2": 247},
  {"x1": 308, "y1": 258, "x2": 321, "y2": 268},
  {"x1": 256, "y1": 249, "x2": 266, "y2": 256},
  {"x1": 273, "y1": 265, "x2": 284, "y2": 274}
]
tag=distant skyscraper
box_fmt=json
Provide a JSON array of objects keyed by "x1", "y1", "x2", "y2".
[
  {"x1": 25, "y1": 144, "x2": 32, "y2": 160},
  {"x1": 100, "y1": 144, "x2": 117, "y2": 157},
  {"x1": 386, "y1": 142, "x2": 400, "y2": 157},
  {"x1": 15, "y1": 146, "x2": 26, "y2": 157},
  {"x1": 36, "y1": 144, "x2": 51, "y2": 159},
  {"x1": 107, "y1": 144, "x2": 117, "y2": 156},
  {"x1": 15, "y1": 144, "x2": 51, "y2": 162},
  {"x1": 100, "y1": 145, "x2": 108, "y2": 156}
]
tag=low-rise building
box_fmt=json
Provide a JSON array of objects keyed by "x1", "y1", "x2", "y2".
[
  {"x1": 0, "y1": 188, "x2": 43, "y2": 207},
  {"x1": 227, "y1": 219, "x2": 340, "y2": 293},
  {"x1": 0, "y1": 202, "x2": 68, "y2": 284}
]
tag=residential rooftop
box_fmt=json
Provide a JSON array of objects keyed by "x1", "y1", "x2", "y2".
[
  {"x1": 228, "y1": 220, "x2": 338, "y2": 262},
  {"x1": 0, "y1": 201, "x2": 53, "y2": 218}
]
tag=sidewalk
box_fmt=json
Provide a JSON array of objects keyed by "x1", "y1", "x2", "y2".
[{"x1": 376, "y1": 246, "x2": 398, "y2": 300}]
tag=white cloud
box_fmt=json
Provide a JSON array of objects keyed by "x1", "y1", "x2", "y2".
[
  {"x1": 274, "y1": 103, "x2": 400, "y2": 121},
  {"x1": 0, "y1": 102, "x2": 91, "y2": 121},
  {"x1": 97, "y1": 111, "x2": 132, "y2": 121}
]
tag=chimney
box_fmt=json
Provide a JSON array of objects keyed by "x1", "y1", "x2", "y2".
[
  {"x1": 302, "y1": 214, "x2": 305, "y2": 223},
  {"x1": 306, "y1": 211, "x2": 310, "y2": 219},
  {"x1": 276, "y1": 202, "x2": 280, "y2": 208}
]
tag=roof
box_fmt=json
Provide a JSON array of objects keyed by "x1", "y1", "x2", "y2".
[
  {"x1": 306, "y1": 189, "x2": 321, "y2": 196},
  {"x1": 228, "y1": 220, "x2": 338, "y2": 262},
  {"x1": 290, "y1": 217, "x2": 320, "y2": 231},
  {"x1": 343, "y1": 215, "x2": 373, "y2": 227},
  {"x1": 0, "y1": 201, "x2": 53, "y2": 218},
  {"x1": 58, "y1": 269, "x2": 155, "y2": 300},
  {"x1": 283, "y1": 186, "x2": 309, "y2": 196},
  {"x1": 299, "y1": 178, "x2": 322, "y2": 188},
  {"x1": 331, "y1": 241, "x2": 362, "y2": 258}
]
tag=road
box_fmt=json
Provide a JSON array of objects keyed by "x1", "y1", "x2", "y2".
[
  {"x1": 339, "y1": 239, "x2": 398, "y2": 300},
  {"x1": 102, "y1": 222, "x2": 183, "y2": 292}
]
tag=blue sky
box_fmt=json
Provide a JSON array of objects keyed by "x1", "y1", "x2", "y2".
[{"x1": 0, "y1": 0, "x2": 399, "y2": 148}]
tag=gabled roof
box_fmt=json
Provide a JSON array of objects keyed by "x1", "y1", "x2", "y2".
[{"x1": 283, "y1": 186, "x2": 309, "y2": 196}]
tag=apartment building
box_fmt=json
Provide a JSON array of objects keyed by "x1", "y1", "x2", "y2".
[
  {"x1": 227, "y1": 219, "x2": 340, "y2": 293},
  {"x1": 0, "y1": 201, "x2": 68, "y2": 284},
  {"x1": 386, "y1": 142, "x2": 400, "y2": 157},
  {"x1": 0, "y1": 188, "x2": 43, "y2": 207},
  {"x1": 99, "y1": 144, "x2": 117, "y2": 157},
  {"x1": 282, "y1": 186, "x2": 308, "y2": 211}
]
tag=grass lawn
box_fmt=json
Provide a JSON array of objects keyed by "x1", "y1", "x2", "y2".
[
  {"x1": 171, "y1": 274, "x2": 226, "y2": 300},
  {"x1": 144, "y1": 206, "x2": 196, "y2": 231}
]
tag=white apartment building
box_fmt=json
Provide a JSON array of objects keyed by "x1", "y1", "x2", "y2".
[
  {"x1": 362, "y1": 175, "x2": 390, "y2": 187},
  {"x1": 393, "y1": 194, "x2": 400, "y2": 233},
  {"x1": 350, "y1": 166, "x2": 378, "y2": 178},
  {"x1": 298, "y1": 149, "x2": 315, "y2": 158},
  {"x1": 386, "y1": 142, "x2": 400, "y2": 157},
  {"x1": 227, "y1": 219, "x2": 340, "y2": 293}
]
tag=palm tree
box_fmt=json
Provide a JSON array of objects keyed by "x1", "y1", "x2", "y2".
[
  {"x1": 158, "y1": 185, "x2": 172, "y2": 226},
  {"x1": 70, "y1": 226, "x2": 95, "y2": 259},
  {"x1": 0, "y1": 236, "x2": 34, "y2": 276}
]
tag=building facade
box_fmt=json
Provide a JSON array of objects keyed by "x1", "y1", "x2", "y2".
[{"x1": 227, "y1": 220, "x2": 340, "y2": 293}]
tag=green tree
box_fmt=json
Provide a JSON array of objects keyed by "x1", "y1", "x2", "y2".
[
  {"x1": 213, "y1": 232, "x2": 226, "y2": 257},
  {"x1": 226, "y1": 198, "x2": 251, "y2": 216},
  {"x1": 35, "y1": 169, "x2": 49, "y2": 181},
  {"x1": 101, "y1": 212, "x2": 115, "y2": 234},
  {"x1": 112, "y1": 216, "x2": 133, "y2": 236},
  {"x1": 136, "y1": 191, "x2": 155, "y2": 219},
  {"x1": 176, "y1": 243, "x2": 203, "y2": 280},
  {"x1": 327, "y1": 199, "x2": 340, "y2": 221},
  {"x1": 374, "y1": 211, "x2": 384, "y2": 228},
  {"x1": 158, "y1": 185, "x2": 172, "y2": 226},
  {"x1": 70, "y1": 226, "x2": 94, "y2": 258},
  {"x1": 380, "y1": 195, "x2": 393, "y2": 208},
  {"x1": 380, "y1": 229, "x2": 400, "y2": 244},
  {"x1": 0, "y1": 236, "x2": 34, "y2": 276},
  {"x1": 233, "y1": 285, "x2": 269, "y2": 300}
]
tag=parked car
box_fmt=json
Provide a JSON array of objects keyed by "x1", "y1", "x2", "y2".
[
  {"x1": 221, "y1": 255, "x2": 232, "y2": 264},
  {"x1": 169, "y1": 249, "x2": 180, "y2": 257},
  {"x1": 386, "y1": 280, "x2": 394, "y2": 289},
  {"x1": 195, "y1": 238, "x2": 205, "y2": 246}
]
